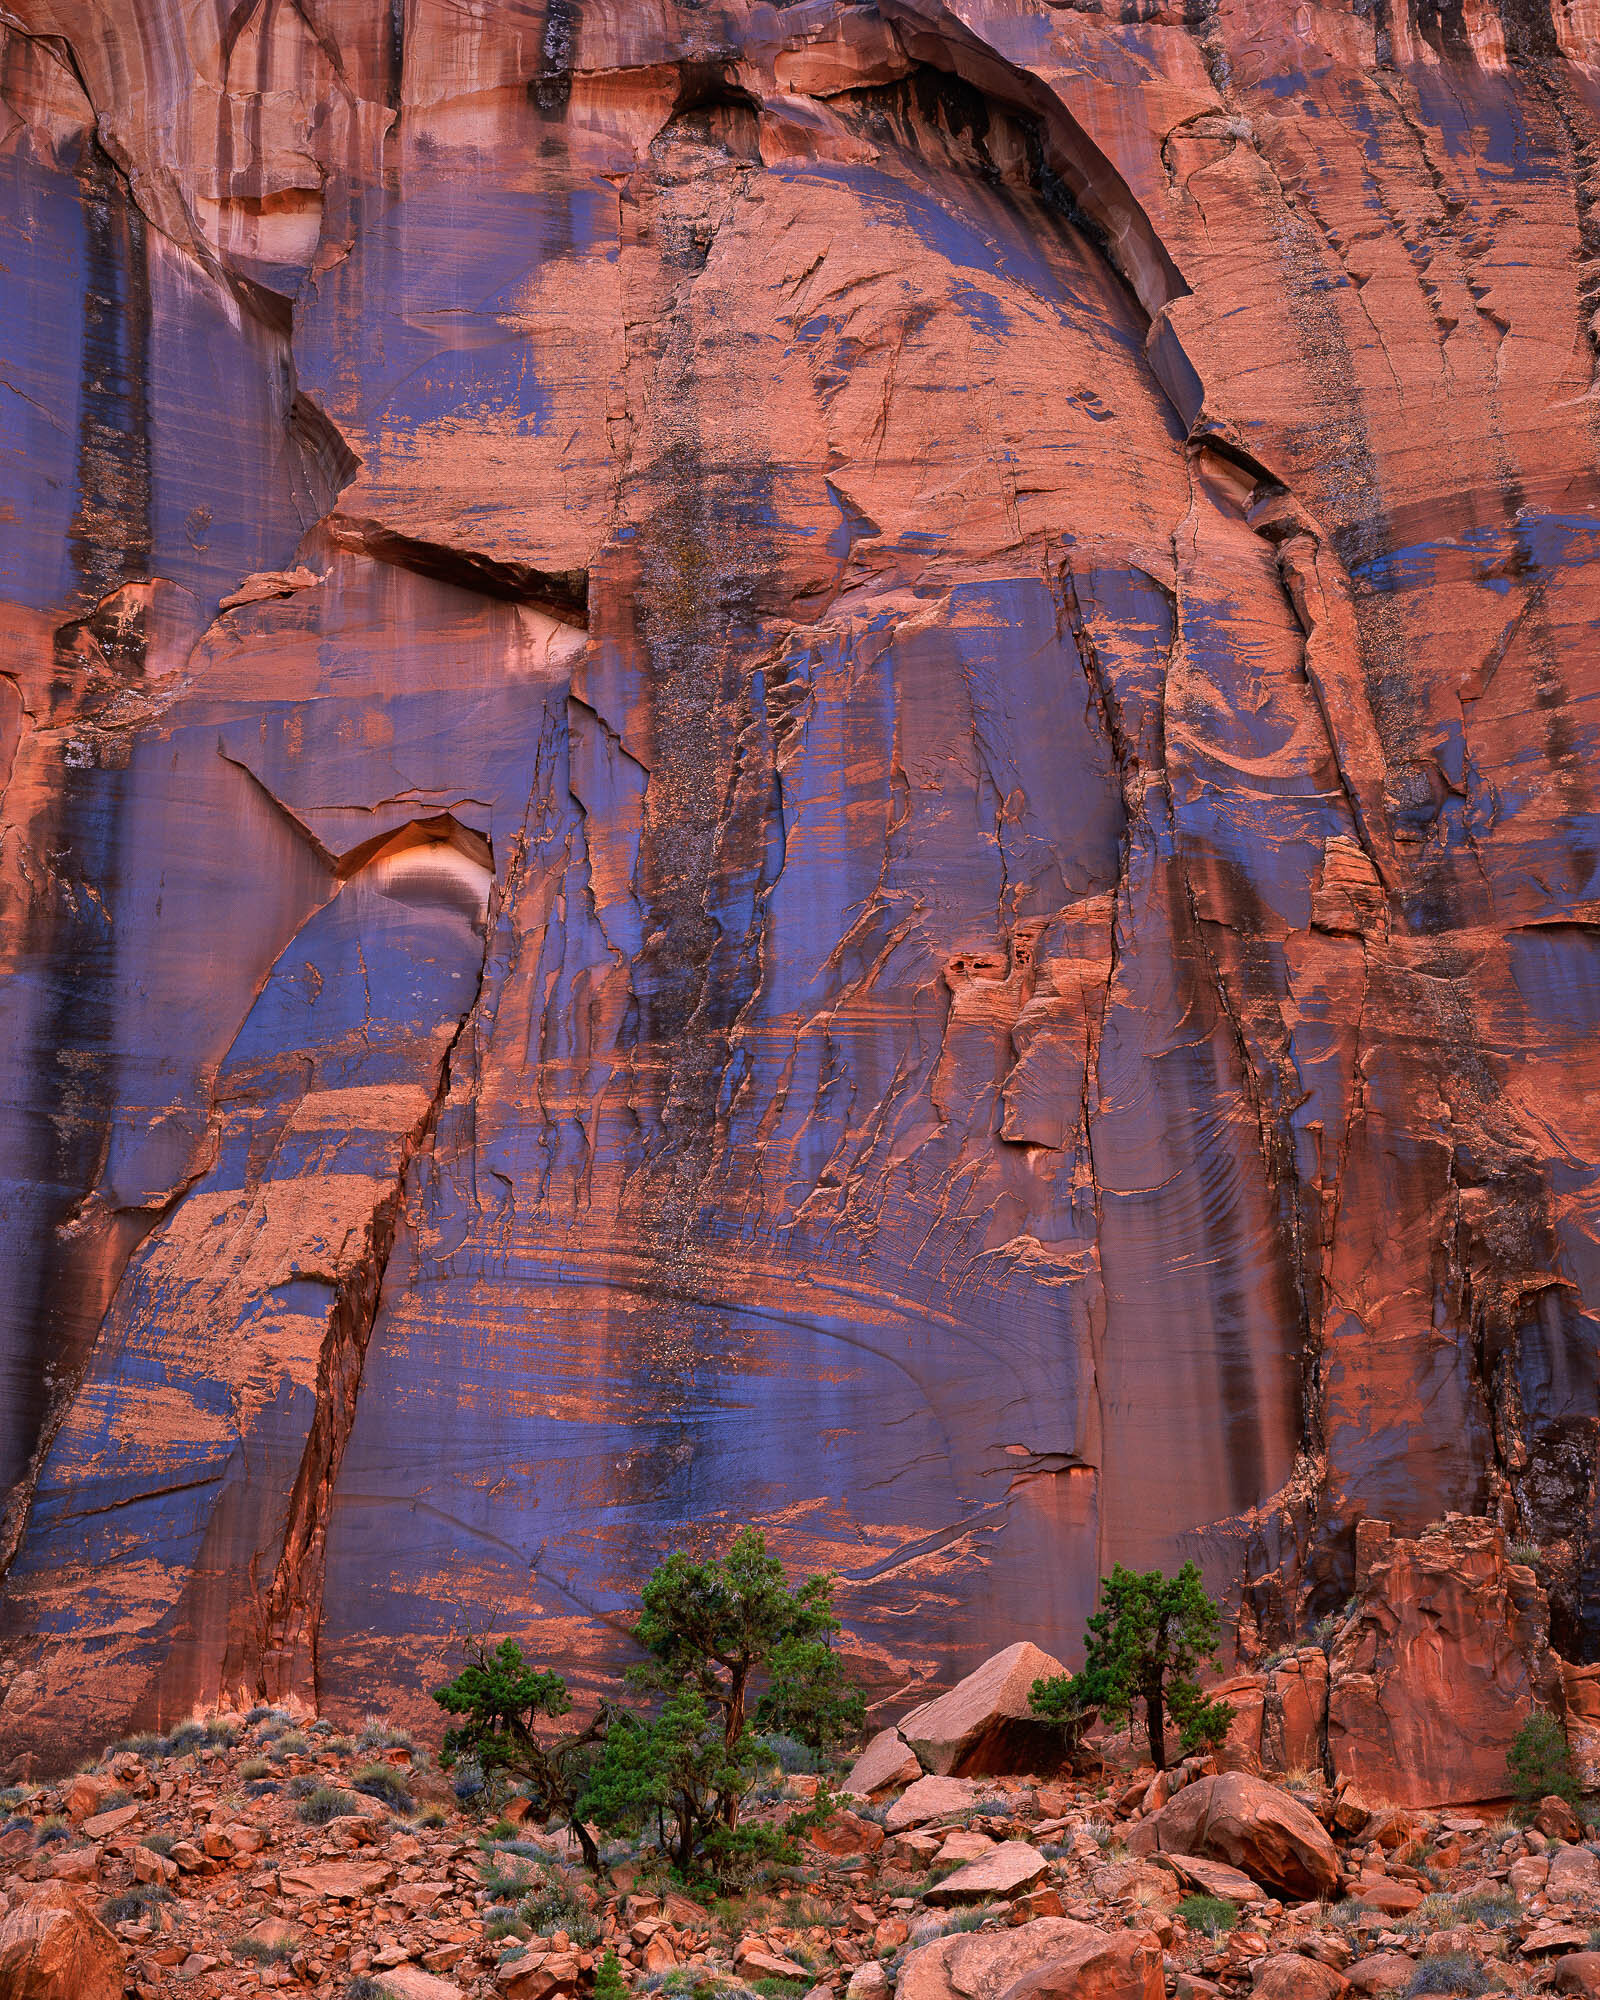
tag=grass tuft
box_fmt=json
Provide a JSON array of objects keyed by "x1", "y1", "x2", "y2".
[
  {"x1": 1177, "y1": 1893, "x2": 1237, "y2": 1938},
  {"x1": 102, "y1": 1884, "x2": 171, "y2": 1923},
  {"x1": 1406, "y1": 1957, "x2": 1491, "y2": 1998},
  {"x1": 296, "y1": 1786, "x2": 363, "y2": 1826},
  {"x1": 352, "y1": 1763, "x2": 414, "y2": 1812}
]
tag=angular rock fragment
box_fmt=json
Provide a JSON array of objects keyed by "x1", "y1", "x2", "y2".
[
  {"x1": 1145, "y1": 1774, "x2": 1340, "y2": 1899},
  {"x1": 901, "y1": 1644, "x2": 1071, "y2": 1778},
  {"x1": 0, "y1": 1884, "x2": 125, "y2": 2000},
  {"x1": 923, "y1": 1840, "x2": 1050, "y2": 1905}
]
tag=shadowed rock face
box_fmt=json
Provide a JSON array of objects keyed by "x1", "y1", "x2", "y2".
[{"x1": 1, "y1": 0, "x2": 1599, "y2": 1760}]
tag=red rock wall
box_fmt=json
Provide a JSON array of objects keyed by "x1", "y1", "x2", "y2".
[{"x1": 2, "y1": 0, "x2": 1599, "y2": 1759}]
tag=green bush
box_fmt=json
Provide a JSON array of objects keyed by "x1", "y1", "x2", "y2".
[
  {"x1": 1177, "y1": 1893, "x2": 1236, "y2": 1937},
  {"x1": 1031, "y1": 1562, "x2": 1233, "y2": 1772},
  {"x1": 435, "y1": 1641, "x2": 604, "y2": 1869},
  {"x1": 579, "y1": 1529, "x2": 856, "y2": 1883},
  {"x1": 595, "y1": 1949, "x2": 630, "y2": 2000},
  {"x1": 1507, "y1": 1710, "x2": 1578, "y2": 1808}
]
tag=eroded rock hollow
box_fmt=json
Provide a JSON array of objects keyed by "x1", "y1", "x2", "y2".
[{"x1": 2, "y1": 0, "x2": 1599, "y2": 1759}]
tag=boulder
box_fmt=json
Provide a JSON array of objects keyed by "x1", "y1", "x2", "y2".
[
  {"x1": 898, "y1": 1918, "x2": 1160, "y2": 2000},
  {"x1": 886, "y1": 1775, "x2": 978, "y2": 1832},
  {"x1": 737, "y1": 1948, "x2": 810, "y2": 1981},
  {"x1": 1251, "y1": 1958, "x2": 1350, "y2": 2000},
  {"x1": 1536, "y1": 1796, "x2": 1584, "y2": 1842},
  {"x1": 810, "y1": 1808, "x2": 886, "y2": 1858},
  {"x1": 1327, "y1": 1517, "x2": 1562, "y2": 1807},
  {"x1": 849, "y1": 1967, "x2": 892, "y2": 2000},
  {"x1": 1164, "y1": 1854, "x2": 1260, "y2": 1901},
  {"x1": 46, "y1": 1847, "x2": 96, "y2": 1883},
  {"x1": 1091, "y1": 1860, "x2": 1178, "y2": 1913},
  {"x1": 0, "y1": 1884, "x2": 125, "y2": 2000},
  {"x1": 1550, "y1": 1954, "x2": 1600, "y2": 1997},
  {"x1": 923, "y1": 1840, "x2": 1049, "y2": 1904},
  {"x1": 277, "y1": 1857, "x2": 395, "y2": 1900},
  {"x1": 379, "y1": 1972, "x2": 466, "y2": 2000},
  {"x1": 846, "y1": 1729, "x2": 923, "y2": 1798},
  {"x1": 1147, "y1": 1772, "x2": 1340, "y2": 1899},
  {"x1": 1523, "y1": 1924, "x2": 1592, "y2": 1956},
  {"x1": 1352, "y1": 1879, "x2": 1420, "y2": 1915},
  {"x1": 1508, "y1": 1853, "x2": 1549, "y2": 1898},
  {"x1": 900, "y1": 1643, "x2": 1071, "y2": 1778},
  {"x1": 80, "y1": 1803, "x2": 138, "y2": 1841},
  {"x1": 936, "y1": 1830, "x2": 998, "y2": 1866},
  {"x1": 1546, "y1": 1844, "x2": 1600, "y2": 1901},
  {"x1": 62, "y1": 1775, "x2": 111, "y2": 1823},
  {"x1": 1344, "y1": 1955, "x2": 1415, "y2": 1995}
]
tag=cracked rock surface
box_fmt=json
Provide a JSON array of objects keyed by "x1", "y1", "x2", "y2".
[{"x1": 2, "y1": 0, "x2": 1600, "y2": 1751}]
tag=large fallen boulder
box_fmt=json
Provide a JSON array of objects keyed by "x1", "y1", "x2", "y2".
[
  {"x1": 897, "y1": 1918, "x2": 1160, "y2": 2000},
  {"x1": 1251, "y1": 1957, "x2": 1350, "y2": 2000},
  {"x1": 0, "y1": 1884, "x2": 125, "y2": 2000},
  {"x1": 899, "y1": 1642, "x2": 1070, "y2": 1777},
  {"x1": 885, "y1": 1775, "x2": 977, "y2": 1832},
  {"x1": 923, "y1": 1841, "x2": 1050, "y2": 1905},
  {"x1": 845, "y1": 1728, "x2": 923, "y2": 1798},
  {"x1": 1143, "y1": 1772, "x2": 1340, "y2": 1899},
  {"x1": 1326, "y1": 1516, "x2": 1563, "y2": 1807}
]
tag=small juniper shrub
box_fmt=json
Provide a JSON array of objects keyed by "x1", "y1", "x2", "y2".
[
  {"x1": 297, "y1": 1787, "x2": 363, "y2": 1826},
  {"x1": 594, "y1": 1950, "x2": 629, "y2": 2000},
  {"x1": 1507, "y1": 1710, "x2": 1579, "y2": 1810}
]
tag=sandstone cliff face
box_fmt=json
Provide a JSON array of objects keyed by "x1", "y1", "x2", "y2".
[{"x1": 2, "y1": 0, "x2": 1599, "y2": 1758}]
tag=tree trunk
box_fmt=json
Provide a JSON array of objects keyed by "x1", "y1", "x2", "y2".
[
  {"x1": 572, "y1": 1814, "x2": 601, "y2": 1874},
  {"x1": 726, "y1": 1663, "x2": 748, "y2": 1750},
  {"x1": 1145, "y1": 1676, "x2": 1166, "y2": 1770}
]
